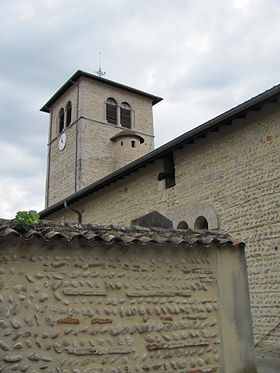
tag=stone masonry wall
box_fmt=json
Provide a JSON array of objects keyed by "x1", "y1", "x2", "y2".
[
  {"x1": 49, "y1": 100, "x2": 280, "y2": 350},
  {"x1": 47, "y1": 78, "x2": 155, "y2": 206},
  {"x1": 79, "y1": 120, "x2": 153, "y2": 191},
  {"x1": 112, "y1": 137, "x2": 144, "y2": 171},
  {"x1": 47, "y1": 84, "x2": 79, "y2": 206},
  {"x1": 0, "y1": 237, "x2": 256, "y2": 372},
  {"x1": 50, "y1": 85, "x2": 78, "y2": 140},
  {"x1": 79, "y1": 78, "x2": 155, "y2": 136},
  {"x1": 48, "y1": 122, "x2": 76, "y2": 206}
]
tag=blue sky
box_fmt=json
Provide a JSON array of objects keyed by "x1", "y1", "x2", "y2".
[{"x1": 1, "y1": 0, "x2": 280, "y2": 218}]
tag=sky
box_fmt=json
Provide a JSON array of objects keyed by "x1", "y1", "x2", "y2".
[{"x1": 1, "y1": 0, "x2": 280, "y2": 218}]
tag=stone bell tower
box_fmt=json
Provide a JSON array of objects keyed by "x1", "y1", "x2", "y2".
[{"x1": 41, "y1": 70, "x2": 162, "y2": 208}]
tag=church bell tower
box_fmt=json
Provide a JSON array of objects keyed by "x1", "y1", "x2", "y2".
[{"x1": 41, "y1": 70, "x2": 162, "y2": 208}]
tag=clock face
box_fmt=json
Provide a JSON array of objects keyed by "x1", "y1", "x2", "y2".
[{"x1": 58, "y1": 133, "x2": 67, "y2": 151}]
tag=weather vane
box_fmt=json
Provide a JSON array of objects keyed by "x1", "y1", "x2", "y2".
[{"x1": 95, "y1": 52, "x2": 106, "y2": 78}]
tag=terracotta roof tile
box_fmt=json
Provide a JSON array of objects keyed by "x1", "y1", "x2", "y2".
[{"x1": 0, "y1": 219, "x2": 244, "y2": 248}]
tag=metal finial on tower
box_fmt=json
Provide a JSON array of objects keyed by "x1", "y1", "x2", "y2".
[{"x1": 95, "y1": 52, "x2": 106, "y2": 78}]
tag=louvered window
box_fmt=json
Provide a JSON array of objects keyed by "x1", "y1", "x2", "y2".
[
  {"x1": 106, "y1": 98, "x2": 117, "y2": 125},
  {"x1": 66, "y1": 101, "x2": 72, "y2": 127},
  {"x1": 120, "y1": 102, "x2": 131, "y2": 128},
  {"x1": 58, "y1": 108, "x2": 64, "y2": 133}
]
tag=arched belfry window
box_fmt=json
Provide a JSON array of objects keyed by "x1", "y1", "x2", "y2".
[
  {"x1": 194, "y1": 216, "x2": 209, "y2": 230},
  {"x1": 106, "y1": 98, "x2": 117, "y2": 125},
  {"x1": 58, "y1": 108, "x2": 64, "y2": 133},
  {"x1": 120, "y1": 102, "x2": 131, "y2": 128},
  {"x1": 66, "y1": 101, "x2": 72, "y2": 127}
]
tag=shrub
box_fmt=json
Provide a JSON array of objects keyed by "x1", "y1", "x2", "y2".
[{"x1": 12, "y1": 210, "x2": 40, "y2": 232}]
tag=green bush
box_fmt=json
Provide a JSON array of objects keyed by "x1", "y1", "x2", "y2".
[{"x1": 12, "y1": 210, "x2": 40, "y2": 232}]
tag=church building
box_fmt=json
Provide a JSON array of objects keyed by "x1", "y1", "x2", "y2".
[
  {"x1": 41, "y1": 70, "x2": 162, "y2": 207},
  {"x1": 40, "y1": 70, "x2": 280, "y2": 355}
]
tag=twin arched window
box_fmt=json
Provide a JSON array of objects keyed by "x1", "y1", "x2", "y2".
[
  {"x1": 106, "y1": 98, "x2": 131, "y2": 128},
  {"x1": 58, "y1": 101, "x2": 72, "y2": 133}
]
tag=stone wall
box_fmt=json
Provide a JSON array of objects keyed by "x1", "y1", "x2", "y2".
[
  {"x1": 46, "y1": 77, "x2": 155, "y2": 206},
  {"x1": 111, "y1": 136, "x2": 145, "y2": 171},
  {"x1": 49, "y1": 100, "x2": 280, "y2": 350},
  {"x1": 79, "y1": 78, "x2": 155, "y2": 136},
  {"x1": 47, "y1": 122, "x2": 76, "y2": 205},
  {"x1": 0, "y1": 233, "x2": 256, "y2": 372},
  {"x1": 50, "y1": 84, "x2": 78, "y2": 140}
]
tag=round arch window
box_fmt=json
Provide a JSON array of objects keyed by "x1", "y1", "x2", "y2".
[
  {"x1": 58, "y1": 108, "x2": 64, "y2": 133},
  {"x1": 120, "y1": 102, "x2": 131, "y2": 128},
  {"x1": 66, "y1": 101, "x2": 72, "y2": 127},
  {"x1": 106, "y1": 98, "x2": 117, "y2": 125}
]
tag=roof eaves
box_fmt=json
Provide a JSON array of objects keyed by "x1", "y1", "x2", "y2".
[
  {"x1": 0, "y1": 219, "x2": 245, "y2": 249},
  {"x1": 40, "y1": 81, "x2": 280, "y2": 218},
  {"x1": 40, "y1": 70, "x2": 163, "y2": 113}
]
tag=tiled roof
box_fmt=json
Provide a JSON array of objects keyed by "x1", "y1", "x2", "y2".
[
  {"x1": 0, "y1": 219, "x2": 244, "y2": 248},
  {"x1": 40, "y1": 80, "x2": 280, "y2": 219},
  {"x1": 40, "y1": 70, "x2": 162, "y2": 112}
]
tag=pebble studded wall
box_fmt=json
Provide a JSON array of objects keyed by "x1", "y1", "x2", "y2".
[
  {"x1": 48, "y1": 100, "x2": 280, "y2": 350},
  {"x1": 0, "y1": 236, "x2": 256, "y2": 372}
]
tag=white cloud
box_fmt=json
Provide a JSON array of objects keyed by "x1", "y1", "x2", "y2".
[
  {"x1": 0, "y1": 141, "x2": 45, "y2": 218},
  {"x1": 0, "y1": 175, "x2": 45, "y2": 219},
  {"x1": 1, "y1": 0, "x2": 280, "y2": 217},
  {"x1": 232, "y1": 0, "x2": 252, "y2": 12}
]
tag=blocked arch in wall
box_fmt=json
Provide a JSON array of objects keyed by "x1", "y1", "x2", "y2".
[
  {"x1": 171, "y1": 205, "x2": 219, "y2": 231},
  {"x1": 177, "y1": 221, "x2": 188, "y2": 229},
  {"x1": 194, "y1": 216, "x2": 209, "y2": 230}
]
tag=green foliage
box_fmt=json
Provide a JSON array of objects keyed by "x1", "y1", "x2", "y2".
[
  {"x1": 12, "y1": 210, "x2": 40, "y2": 232},
  {"x1": 108, "y1": 230, "x2": 122, "y2": 239},
  {"x1": 56, "y1": 226, "x2": 70, "y2": 238}
]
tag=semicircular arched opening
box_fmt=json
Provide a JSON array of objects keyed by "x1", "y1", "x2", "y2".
[
  {"x1": 66, "y1": 101, "x2": 72, "y2": 127},
  {"x1": 58, "y1": 108, "x2": 64, "y2": 133},
  {"x1": 194, "y1": 216, "x2": 209, "y2": 230},
  {"x1": 106, "y1": 97, "x2": 117, "y2": 125},
  {"x1": 120, "y1": 102, "x2": 132, "y2": 129},
  {"x1": 177, "y1": 221, "x2": 188, "y2": 229}
]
